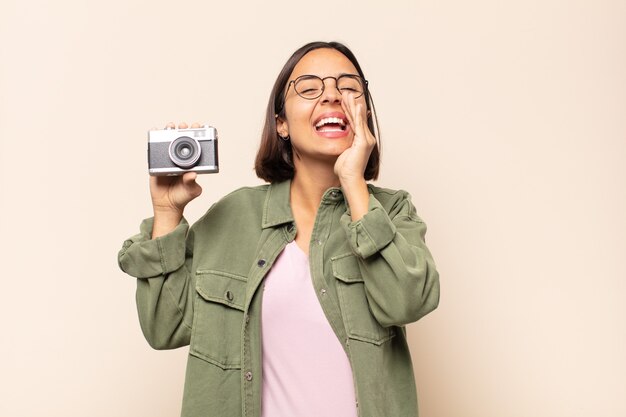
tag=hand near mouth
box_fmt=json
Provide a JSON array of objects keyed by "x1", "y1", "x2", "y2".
[
  {"x1": 334, "y1": 91, "x2": 377, "y2": 221},
  {"x1": 334, "y1": 91, "x2": 376, "y2": 184}
]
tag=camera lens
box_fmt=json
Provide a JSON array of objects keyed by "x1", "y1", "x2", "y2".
[{"x1": 168, "y1": 136, "x2": 201, "y2": 168}]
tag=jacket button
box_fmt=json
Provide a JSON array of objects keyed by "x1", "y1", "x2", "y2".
[
  {"x1": 225, "y1": 290, "x2": 234, "y2": 301},
  {"x1": 257, "y1": 259, "x2": 266, "y2": 267},
  {"x1": 320, "y1": 288, "x2": 327, "y2": 295},
  {"x1": 245, "y1": 371, "x2": 253, "y2": 381}
]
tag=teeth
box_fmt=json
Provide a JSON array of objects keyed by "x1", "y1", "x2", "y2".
[{"x1": 315, "y1": 117, "x2": 345, "y2": 128}]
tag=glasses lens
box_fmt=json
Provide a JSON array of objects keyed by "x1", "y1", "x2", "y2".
[
  {"x1": 337, "y1": 75, "x2": 365, "y2": 97},
  {"x1": 294, "y1": 76, "x2": 324, "y2": 99}
]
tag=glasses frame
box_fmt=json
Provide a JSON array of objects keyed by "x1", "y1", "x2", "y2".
[{"x1": 285, "y1": 74, "x2": 369, "y2": 102}]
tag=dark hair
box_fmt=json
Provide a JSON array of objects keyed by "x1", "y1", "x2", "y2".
[{"x1": 254, "y1": 41, "x2": 381, "y2": 183}]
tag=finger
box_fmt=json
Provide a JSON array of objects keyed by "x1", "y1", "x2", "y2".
[
  {"x1": 182, "y1": 172, "x2": 202, "y2": 197},
  {"x1": 341, "y1": 96, "x2": 351, "y2": 125},
  {"x1": 348, "y1": 94, "x2": 361, "y2": 132},
  {"x1": 353, "y1": 101, "x2": 362, "y2": 126},
  {"x1": 344, "y1": 92, "x2": 364, "y2": 141},
  {"x1": 357, "y1": 103, "x2": 376, "y2": 142},
  {"x1": 341, "y1": 92, "x2": 356, "y2": 128},
  {"x1": 166, "y1": 122, "x2": 175, "y2": 129},
  {"x1": 190, "y1": 122, "x2": 201, "y2": 128},
  {"x1": 355, "y1": 103, "x2": 375, "y2": 147},
  {"x1": 182, "y1": 171, "x2": 197, "y2": 185},
  {"x1": 178, "y1": 122, "x2": 189, "y2": 129}
]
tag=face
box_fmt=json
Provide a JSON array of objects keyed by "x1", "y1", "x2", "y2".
[{"x1": 276, "y1": 48, "x2": 367, "y2": 166}]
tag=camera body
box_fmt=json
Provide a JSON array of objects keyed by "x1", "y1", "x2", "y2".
[{"x1": 148, "y1": 125, "x2": 219, "y2": 176}]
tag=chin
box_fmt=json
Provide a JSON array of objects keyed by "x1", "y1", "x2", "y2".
[{"x1": 321, "y1": 139, "x2": 352, "y2": 154}]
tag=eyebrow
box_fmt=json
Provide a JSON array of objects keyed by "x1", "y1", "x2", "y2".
[{"x1": 296, "y1": 73, "x2": 360, "y2": 79}]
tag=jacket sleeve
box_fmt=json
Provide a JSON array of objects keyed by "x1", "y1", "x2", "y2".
[
  {"x1": 118, "y1": 217, "x2": 195, "y2": 350},
  {"x1": 340, "y1": 192, "x2": 440, "y2": 327}
]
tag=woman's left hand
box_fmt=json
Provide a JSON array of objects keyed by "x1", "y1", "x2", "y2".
[{"x1": 334, "y1": 91, "x2": 376, "y2": 185}]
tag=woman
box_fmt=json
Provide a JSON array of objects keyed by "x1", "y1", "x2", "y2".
[{"x1": 119, "y1": 41, "x2": 440, "y2": 417}]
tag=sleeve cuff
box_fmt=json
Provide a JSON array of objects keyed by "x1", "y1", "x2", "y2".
[
  {"x1": 118, "y1": 217, "x2": 189, "y2": 278},
  {"x1": 341, "y1": 195, "x2": 396, "y2": 258}
]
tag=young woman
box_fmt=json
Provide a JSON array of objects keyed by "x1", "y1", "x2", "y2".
[{"x1": 119, "y1": 41, "x2": 440, "y2": 417}]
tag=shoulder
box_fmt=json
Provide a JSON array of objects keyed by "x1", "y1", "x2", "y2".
[
  {"x1": 192, "y1": 184, "x2": 270, "y2": 229},
  {"x1": 367, "y1": 184, "x2": 409, "y2": 197},
  {"x1": 215, "y1": 184, "x2": 270, "y2": 207},
  {"x1": 367, "y1": 184, "x2": 411, "y2": 205},
  {"x1": 366, "y1": 184, "x2": 421, "y2": 221}
]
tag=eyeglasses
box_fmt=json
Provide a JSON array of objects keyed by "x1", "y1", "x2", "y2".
[{"x1": 286, "y1": 74, "x2": 368, "y2": 100}]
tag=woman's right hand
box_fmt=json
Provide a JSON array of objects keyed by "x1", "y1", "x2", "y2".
[{"x1": 149, "y1": 122, "x2": 203, "y2": 238}]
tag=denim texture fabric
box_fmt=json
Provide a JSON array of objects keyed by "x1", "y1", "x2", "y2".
[{"x1": 118, "y1": 180, "x2": 440, "y2": 417}]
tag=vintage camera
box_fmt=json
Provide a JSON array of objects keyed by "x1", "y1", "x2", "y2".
[{"x1": 148, "y1": 125, "x2": 219, "y2": 176}]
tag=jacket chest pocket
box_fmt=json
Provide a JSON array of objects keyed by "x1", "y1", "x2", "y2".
[
  {"x1": 191, "y1": 271, "x2": 247, "y2": 369},
  {"x1": 332, "y1": 254, "x2": 395, "y2": 345}
]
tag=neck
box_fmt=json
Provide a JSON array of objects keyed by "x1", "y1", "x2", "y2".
[{"x1": 290, "y1": 160, "x2": 340, "y2": 213}]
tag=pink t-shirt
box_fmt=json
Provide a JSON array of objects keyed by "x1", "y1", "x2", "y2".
[{"x1": 261, "y1": 241, "x2": 358, "y2": 417}]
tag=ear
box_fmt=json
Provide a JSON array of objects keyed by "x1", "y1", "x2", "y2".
[{"x1": 275, "y1": 115, "x2": 289, "y2": 138}]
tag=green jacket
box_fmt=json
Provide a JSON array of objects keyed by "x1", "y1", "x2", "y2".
[{"x1": 118, "y1": 180, "x2": 440, "y2": 417}]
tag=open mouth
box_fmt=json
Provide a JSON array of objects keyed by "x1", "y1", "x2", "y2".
[{"x1": 315, "y1": 116, "x2": 348, "y2": 132}]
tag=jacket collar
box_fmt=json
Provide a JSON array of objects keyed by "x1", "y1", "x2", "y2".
[{"x1": 262, "y1": 180, "x2": 294, "y2": 229}]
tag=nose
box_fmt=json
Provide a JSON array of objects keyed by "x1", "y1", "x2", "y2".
[{"x1": 320, "y1": 77, "x2": 341, "y2": 104}]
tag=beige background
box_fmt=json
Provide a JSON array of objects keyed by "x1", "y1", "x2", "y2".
[{"x1": 1, "y1": 0, "x2": 625, "y2": 416}]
